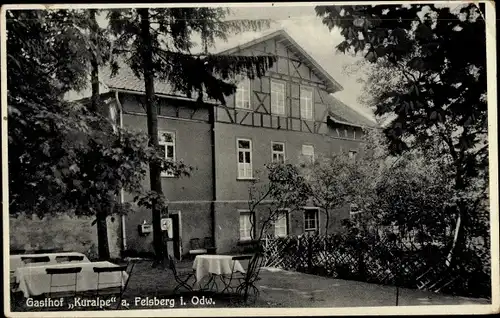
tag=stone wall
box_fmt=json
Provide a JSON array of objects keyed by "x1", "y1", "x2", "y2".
[{"x1": 9, "y1": 213, "x2": 122, "y2": 259}]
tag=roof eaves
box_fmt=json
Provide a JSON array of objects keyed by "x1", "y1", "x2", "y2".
[
  {"x1": 327, "y1": 115, "x2": 378, "y2": 129},
  {"x1": 111, "y1": 87, "x2": 220, "y2": 106}
]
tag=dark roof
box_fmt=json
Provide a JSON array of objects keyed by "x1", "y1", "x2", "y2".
[
  {"x1": 324, "y1": 94, "x2": 377, "y2": 128},
  {"x1": 103, "y1": 29, "x2": 376, "y2": 128}
]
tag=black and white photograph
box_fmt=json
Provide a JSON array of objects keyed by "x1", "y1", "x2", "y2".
[{"x1": 2, "y1": 1, "x2": 498, "y2": 316}]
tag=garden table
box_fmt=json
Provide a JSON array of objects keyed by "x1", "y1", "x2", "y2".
[
  {"x1": 192, "y1": 255, "x2": 245, "y2": 290},
  {"x1": 12, "y1": 261, "x2": 128, "y2": 298},
  {"x1": 10, "y1": 252, "x2": 90, "y2": 272}
]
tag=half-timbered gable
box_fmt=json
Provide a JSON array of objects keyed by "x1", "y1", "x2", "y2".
[{"x1": 213, "y1": 29, "x2": 374, "y2": 143}]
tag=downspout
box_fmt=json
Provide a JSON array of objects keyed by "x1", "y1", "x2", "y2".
[
  {"x1": 210, "y1": 106, "x2": 216, "y2": 248},
  {"x1": 115, "y1": 90, "x2": 127, "y2": 252}
]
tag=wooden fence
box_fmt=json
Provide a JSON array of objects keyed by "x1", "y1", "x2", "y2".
[{"x1": 261, "y1": 234, "x2": 490, "y2": 299}]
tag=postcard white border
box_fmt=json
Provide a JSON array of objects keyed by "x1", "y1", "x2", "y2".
[{"x1": 1, "y1": 1, "x2": 498, "y2": 317}]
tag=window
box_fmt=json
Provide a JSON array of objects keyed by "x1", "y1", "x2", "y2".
[
  {"x1": 275, "y1": 210, "x2": 288, "y2": 237},
  {"x1": 237, "y1": 138, "x2": 253, "y2": 179},
  {"x1": 159, "y1": 131, "x2": 175, "y2": 177},
  {"x1": 271, "y1": 142, "x2": 285, "y2": 163},
  {"x1": 302, "y1": 144, "x2": 315, "y2": 163},
  {"x1": 344, "y1": 129, "x2": 348, "y2": 138},
  {"x1": 239, "y1": 211, "x2": 254, "y2": 241},
  {"x1": 353, "y1": 129, "x2": 357, "y2": 140},
  {"x1": 300, "y1": 86, "x2": 313, "y2": 120},
  {"x1": 235, "y1": 76, "x2": 251, "y2": 109},
  {"x1": 349, "y1": 150, "x2": 357, "y2": 161},
  {"x1": 304, "y1": 208, "x2": 319, "y2": 233},
  {"x1": 271, "y1": 80, "x2": 285, "y2": 115}
]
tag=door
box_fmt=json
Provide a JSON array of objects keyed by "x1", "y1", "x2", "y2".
[{"x1": 170, "y1": 214, "x2": 181, "y2": 260}]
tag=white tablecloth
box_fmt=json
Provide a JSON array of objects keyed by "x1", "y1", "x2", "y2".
[
  {"x1": 10, "y1": 252, "x2": 90, "y2": 272},
  {"x1": 12, "y1": 261, "x2": 128, "y2": 298},
  {"x1": 192, "y1": 255, "x2": 246, "y2": 284}
]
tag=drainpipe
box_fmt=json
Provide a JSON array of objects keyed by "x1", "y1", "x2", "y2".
[
  {"x1": 210, "y1": 106, "x2": 216, "y2": 248},
  {"x1": 115, "y1": 90, "x2": 127, "y2": 252}
]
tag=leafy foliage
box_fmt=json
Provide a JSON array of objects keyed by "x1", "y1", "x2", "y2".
[
  {"x1": 108, "y1": 8, "x2": 276, "y2": 105},
  {"x1": 7, "y1": 9, "x2": 191, "y2": 220},
  {"x1": 316, "y1": 3, "x2": 487, "y2": 174},
  {"x1": 316, "y1": 3, "x2": 489, "y2": 264}
]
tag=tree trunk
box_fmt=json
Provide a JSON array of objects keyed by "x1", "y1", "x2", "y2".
[
  {"x1": 89, "y1": 9, "x2": 110, "y2": 261},
  {"x1": 447, "y1": 170, "x2": 468, "y2": 267},
  {"x1": 324, "y1": 208, "x2": 330, "y2": 236},
  {"x1": 139, "y1": 8, "x2": 165, "y2": 263},
  {"x1": 96, "y1": 209, "x2": 110, "y2": 260}
]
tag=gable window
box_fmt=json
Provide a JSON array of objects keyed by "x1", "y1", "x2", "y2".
[
  {"x1": 237, "y1": 138, "x2": 253, "y2": 179},
  {"x1": 235, "y1": 76, "x2": 251, "y2": 109},
  {"x1": 271, "y1": 80, "x2": 285, "y2": 115},
  {"x1": 271, "y1": 142, "x2": 285, "y2": 163},
  {"x1": 304, "y1": 208, "x2": 319, "y2": 233},
  {"x1": 300, "y1": 86, "x2": 313, "y2": 120},
  {"x1": 302, "y1": 144, "x2": 315, "y2": 163},
  {"x1": 275, "y1": 209, "x2": 289, "y2": 237},
  {"x1": 159, "y1": 131, "x2": 175, "y2": 177},
  {"x1": 239, "y1": 211, "x2": 254, "y2": 241}
]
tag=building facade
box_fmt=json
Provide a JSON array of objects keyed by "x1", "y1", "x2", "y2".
[{"x1": 103, "y1": 30, "x2": 375, "y2": 258}]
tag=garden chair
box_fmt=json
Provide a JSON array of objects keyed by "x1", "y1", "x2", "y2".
[
  {"x1": 55, "y1": 255, "x2": 85, "y2": 263},
  {"x1": 21, "y1": 256, "x2": 50, "y2": 264},
  {"x1": 33, "y1": 248, "x2": 58, "y2": 254},
  {"x1": 168, "y1": 255, "x2": 197, "y2": 294},
  {"x1": 92, "y1": 265, "x2": 128, "y2": 309},
  {"x1": 222, "y1": 253, "x2": 264, "y2": 303},
  {"x1": 188, "y1": 238, "x2": 207, "y2": 259},
  {"x1": 45, "y1": 266, "x2": 82, "y2": 298},
  {"x1": 220, "y1": 254, "x2": 252, "y2": 293},
  {"x1": 236, "y1": 253, "x2": 265, "y2": 303},
  {"x1": 204, "y1": 237, "x2": 217, "y2": 254},
  {"x1": 92, "y1": 258, "x2": 142, "y2": 309}
]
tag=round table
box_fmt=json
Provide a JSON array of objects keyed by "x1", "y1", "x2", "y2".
[{"x1": 192, "y1": 255, "x2": 246, "y2": 288}]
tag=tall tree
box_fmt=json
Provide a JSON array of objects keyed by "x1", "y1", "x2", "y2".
[
  {"x1": 7, "y1": 10, "x2": 186, "y2": 258},
  {"x1": 70, "y1": 8, "x2": 115, "y2": 259},
  {"x1": 316, "y1": 3, "x2": 488, "y2": 266},
  {"x1": 108, "y1": 8, "x2": 276, "y2": 262}
]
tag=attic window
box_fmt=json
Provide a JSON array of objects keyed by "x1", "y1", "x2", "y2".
[
  {"x1": 300, "y1": 86, "x2": 313, "y2": 120},
  {"x1": 271, "y1": 80, "x2": 285, "y2": 115},
  {"x1": 235, "y1": 76, "x2": 251, "y2": 109}
]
